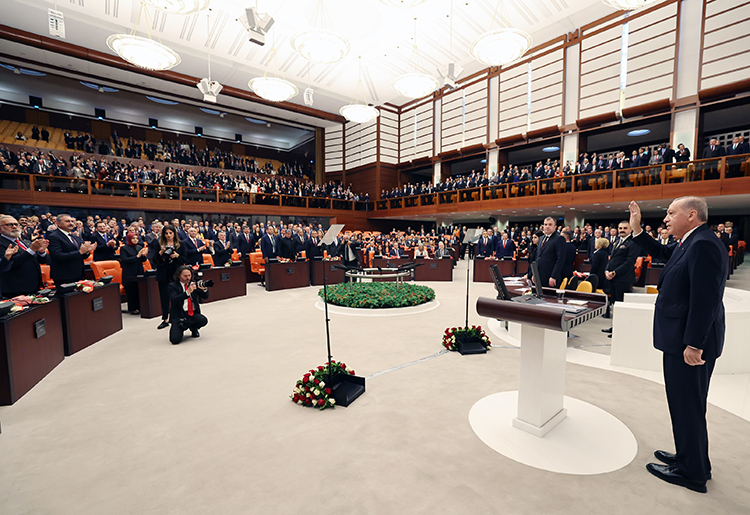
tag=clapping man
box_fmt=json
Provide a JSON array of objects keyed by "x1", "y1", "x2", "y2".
[
  {"x1": 47, "y1": 213, "x2": 96, "y2": 286},
  {"x1": 0, "y1": 215, "x2": 49, "y2": 297}
]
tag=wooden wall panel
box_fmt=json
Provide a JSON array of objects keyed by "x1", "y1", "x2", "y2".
[{"x1": 325, "y1": 124, "x2": 344, "y2": 174}]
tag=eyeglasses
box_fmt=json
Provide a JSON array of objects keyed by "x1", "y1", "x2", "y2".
[{"x1": 1, "y1": 222, "x2": 20, "y2": 227}]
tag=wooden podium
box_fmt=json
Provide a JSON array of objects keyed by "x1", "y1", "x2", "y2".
[{"x1": 476, "y1": 289, "x2": 607, "y2": 437}]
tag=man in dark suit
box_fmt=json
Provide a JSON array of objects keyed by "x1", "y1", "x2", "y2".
[
  {"x1": 534, "y1": 217, "x2": 565, "y2": 287},
  {"x1": 306, "y1": 231, "x2": 323, "y2": 260},
  {"x1": 702, "y1": 138, "x2": 725, "y2": 158},
  {"x1": 325, "y1": 234, "x2": 341, "y2": 258},
  {"x1": 560, "y1": 230, "x2": 576, "y2": 281},
  {"x1": 494, "y1": 231, "x2": 515, "y2": 259},
  {"x1": 237, "y1": 226, "x2": 255, "y2": 257},
  {"x1": 341, "y1": 235, "x2": 362, "y2": 269},
  {"x1": 212, "y1": 232, "x2": 233, "y2": 266},
  {"x1": 47, "y1": 214, "x2": 96, "y2": 286},
  {"x1": 293, "y1": 229, "x2": 307, "y2": 257},
  {"x1": 629, "y1": 197, "x2": 727, "y2": 494},
  {"x1": 388, "y1": 243, "x2": 404, "y2": 258},
  {"x1": 260, "y1": 227, "x2": 277, "y2": 261},
  {"x1": 601, "y1": 221, "x2": 639, "y2": 321},
  {"x1": 278, "y1": 230, "x2": 295, "y2": 260},
  {"x1": 90, "y1": 222, "x2": 118, "y2": 262},
  {"x1": 477, "y1": 230, "x2": 493, "y2": 258},
  {"x1": 0, "y1": 215, "x2": 49, "y2": 297},
  {"x1": 587, "y1": 228, "x2": 603, "y2": 256},
  {"x1": 168, "y1": 265, "x2": 209, "y2": 345},
  {"x1": 181, "y1": 227, "x2": 208, "y2": 266},
  {"x1": 721, "y1": 225, "x2": 738, "y2": 254}
]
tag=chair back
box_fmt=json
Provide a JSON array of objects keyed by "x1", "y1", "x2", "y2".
[
  {"x1": 90, "y1": 260, "x2": 125, "y2": 295},
  {"x1": 40, "y1": 264, "x2": 54, "y2": 289},
  {"x1": 231, "y1": 249, "x2": 240, "y2": 262},
  {"x1": 142, "y1": 259, "x2": 152, "y2": 271},
  {"x1": 634, "y1": 256, "x2": 644, "y2": 280},
  {"x1": 202, "y1": 254, "x2": 215, "y2": 267},
  {"x1": 575, "y1": 281, "x2": 593, "y2": 293},
  {"x1": 646, "y1": 286, "x2": 659, "y2": 294},
  {"x1": 559, "y1": 277, "x2": 568, "y2": 290}
]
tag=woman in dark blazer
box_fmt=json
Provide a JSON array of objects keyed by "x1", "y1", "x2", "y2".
[
  {"x1": 152, "y1": 224, "x2": 185, "y2": 330},
  {"x1": 525, "y1": 230, "x2": 543, "y2": 279},
  {"x1": 120, "y1": 232, "x2": 148, "y2": 314},
  {"x1": 589, "y1": 237, "x2": 610, "y2": 291}
]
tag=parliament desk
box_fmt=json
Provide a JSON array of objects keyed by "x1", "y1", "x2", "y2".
[
  {"x1": 574, "y1": 253, "x2": 587, "y2": 272},
  {"x1": 473, "y1": 258, "x2": 515, "y2": 282},
  {"x1": 0, "y1": 300, "x2": 65, "y2": 405},
  {"x1": 243, "y1": 257, "x2": 263, "y2": 284},
  {"x1": 265, "y1": 261, "x2": 310, "y2": 291},
  {"x1": 516, "y1": 258, "x2": 529, "y2": 276},
  {"x1": 59, "y1": 282, "x2": 123, "y2": 356},
  {"x1": 413, "y1": 258, "x2": 453, "y2": 281},
  {"x1": 644, "y1": 266, "x2": 663, "y2": 286},
  {"x1": 199, "y1": 265, "x2": 247, "y2": 303},
  {"x1": 311, "y1": 260, "x2": 347, "y2": 286},
  {"x1": 136, "y1": 274, "x2": 162, "y2": 319}
]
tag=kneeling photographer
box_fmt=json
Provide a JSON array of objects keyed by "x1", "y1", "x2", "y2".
[{"x1": 168, "y1": 265, "x2": 211, "y2": 345}]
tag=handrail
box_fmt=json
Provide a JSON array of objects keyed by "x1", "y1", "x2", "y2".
[
  {"x1": 377, "y1": 154, "x2": 750, "y2": 209},
  {"x1": 0, "y1": 171, "x2": 370, "y2": 212}
]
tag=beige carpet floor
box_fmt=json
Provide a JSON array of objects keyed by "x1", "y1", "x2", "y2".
[{"x1": 1, "y1": 263, "x2": 749, "y2": 515}]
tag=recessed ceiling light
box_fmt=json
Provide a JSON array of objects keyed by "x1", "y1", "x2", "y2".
[
  {"x1": 627, "y1": 129, "x2": 650, "y2": 137},
  {"x1": 593, "y1": 203, "x2": 600, "y2": 206},
  {"x1": 543, "y1": 146, "x2": 560, "y2": 152},
  {"x1": 80, "y1": 81, "x2": 119, "y2": 92},
  {"x1": 146, "y1": 96, "x2": 179, "y2": 105}
]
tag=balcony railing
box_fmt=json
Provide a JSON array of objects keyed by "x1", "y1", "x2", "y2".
[
  {"x1": 0, "y1": 172, "x2": 375, "y2": 212},
  {"x1": 377, "y1": 155, "x2": 750, "y2": 210}
]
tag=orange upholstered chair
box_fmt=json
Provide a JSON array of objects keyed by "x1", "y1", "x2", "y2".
[
  {"x1": 89, "y1": 260, "x2": 125, "y2": 295},
  {"x1": 202, "y1": 254, "x2": 215, "y2": 267},
  {"x1": 249, "y1": 251, "x2": 265, "y2": 276},
  {"x1": 40, "y1": 264, "x2": 54, "y2": 289}
]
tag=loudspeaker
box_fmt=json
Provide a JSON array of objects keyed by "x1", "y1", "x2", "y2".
[
  {"x1": 29, "y1": 95, "x2": 43, "y2": 108},
  {"x1": 235, "y1": 133, "x2": 242, "y2": 143},
  {"x1": 148, "y1": 118, "x2": 158, "y2": 128},
  {"x1": 195, "y1": 126, "x2": 203, "y2": 136},
  {"x1": 95, "y1": 108, "x2": 105, "y2": 120}
]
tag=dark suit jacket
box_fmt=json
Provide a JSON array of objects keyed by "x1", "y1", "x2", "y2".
[
  {"x1": 675, "y1": 148, "x2": 691, "y2": 162},
  {"x1": 47, "y1": 229, "x2": 88, "y2": 285},
  {"x1": 237, "y1": 233, "x2": 255, "y2": 256},
  {"x1": 293, "y1": 235, "x2": 307, "y2": 255},
  {"x1": 561, "y1": 242, "x2": 576, "y2": 280},
  {"x1": 494, "y1": 238, "x2": 515, "y2": 258},
  {"x1": 91, "y1": 232, "x2": 117, "y2": 262},
  {"x1": 306, "y1": 238, "x2": 323, "y2": 260},
  {"x1": 388, "y1": 247, "x2": 404, "y2": 258},
  {"x1": 535, "y1": 232, "x2": 565, "y2": 286},
  {"x1": 702, "y1": 145, "x2": 725, "y2": 158},
  {"x1": 605, "y1": 236, "x2": 639, "y2": 286},
  {"x1": 326, "y1": 238, "x2": 341, "y2": 258},
  {"x1": 167, "y1": 281, "x2": 209, "y2": 324},
  {"x1": 633, "y1": 225, "x2": 727, "y2": 359},
  {"x1": 477, "y1": 237, "x2": 493, "y2": 257},
  {"x1": 154, "y1": 245, "x2": 185, "y2": 283},
  {"x1": 180, "y1": 238, "x2": 205, "y2": 266},
  {"x1": 0, "y1": 236, "x2": 47, "y2": 295},
  {"x1": 260, "y1": 234, "x2": 277, "y2": 260},
  {"x1": 120, "y1": 244, "x2": 146, "y2": 279},
  {"x1": 213, "y1": 240, "x2": 232, "y2": 265},
  {"x1": 279, "y1": 237, "x2": 295, "y2": 259},
  {"x1": 589, "y1": 248, "x2": 608, "y2": 289}
]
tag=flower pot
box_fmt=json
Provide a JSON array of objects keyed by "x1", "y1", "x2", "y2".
[
  {"x1": 329, "y1": 372, "x2": 366, "y2": 407},
  {"x1": 455, "y1": 334, "x2": 487, "y2": 355}
]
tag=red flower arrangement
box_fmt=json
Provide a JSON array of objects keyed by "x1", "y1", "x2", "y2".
[
  {"x1": 442, "y1": 325, "x2": 492, "y2": 351},
  {"x1": 291, "y1": 360, "x2": 356, "y2": 410}
]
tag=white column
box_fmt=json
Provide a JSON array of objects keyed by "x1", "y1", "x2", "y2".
[
  {"x1": 495, "y1": 215, "x2": 508, "y2": 233},
  {"x1": 488, "y1": 75, "x2": 499, "y2": 142},
  {"x1": 433, "y1": 161, "x2": 441, "y2": 186},
  {"x1": 562, "y1": 133, "x2": 579, "y2": 168},
  {"x1": 563, "y1": 42, "x2": 580, "y2": 126},
  {"x1": 434, "y1": 98, "x2": 442, "y2": 157},
  {"x1": 675, "y1": 0, "x2": 704, "y2": 100},
  {"x1": 564, "y1": 211, "x2": 584, "y2": 230},
  {"x1": 487, "y1": 148, "x2": 499, "y2": 178},
  {"x1": 673, "y1": 109, "x2": 698, "y2": 153}
]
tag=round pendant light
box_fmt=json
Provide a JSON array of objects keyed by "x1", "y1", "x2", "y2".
[
  {"x1": 248, "y1": 77, "x2": 299, "y2": 102},
  {"x1": 340, "y1": 104, "x2": 380, "y2": 124},
  {"x1": 392, "y1": 73, "x2": 440, "y2": 99},
  {"x1": 601, "y1": 0, "x2": 661, "y2": 11},
  {"x1": 291, "y1": 29, "x2": 350, "y2": 64},
  {"x1": 470, "y1": 28, "x2": 532, "y2": 67},
  {"x1": 106, "y1": 34, "x2": 181, "y2": 71},
  {"x1": 143, "y1": 0, "x2": 210, "y2": 15}
]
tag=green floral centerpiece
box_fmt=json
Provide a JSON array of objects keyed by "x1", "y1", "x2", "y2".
[
  {"x1": 442, "y1": 325, "x2": 491, "y2": 352},
  {"x1": 318, "y1": 282, "x2": 435, "y2": 308}
]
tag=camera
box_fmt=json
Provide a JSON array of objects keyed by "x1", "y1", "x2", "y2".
[
  {"x1": 196, "y1": 279, "x2": 214, "y2": 289},
  {"x1": 164, "y1": 245, "x2": 175, "y2": 256}
]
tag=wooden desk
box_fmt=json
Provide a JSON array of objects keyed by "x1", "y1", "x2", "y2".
[
  {"x1": 413, "y1": 258, "x2": 453, "y2": 281},
  {"x1": 574, "y1": 253, "x2": 587, "y2": 272},
  {"x1": 136, "y1": 274, "x2": 162, "y2": 319},
  {"x1": 59, "y1": 282, "x2": 123, "y2": 356},
  {"x1": 265, "y1": 261, "x2": 310, "y2": 291},
  {"x1": 0, "y1": 300, "x2": 65, "y2": 405},
  {"x1": 199, "y1": 266, "x2": 247, "y2": 303},
  {"x1": 645, "y1": 266, "x2": 663, "y2": 286},
  {"x1": 516, "y1": 259, "x2": 529, "y2": 276},
  {"x1": 371, "y1": 258, "x2": 413, "y2": 281},
  {"x1": 311, "y1": 261, "x2": 347, "y2": 286},
  {"x1": 474, "y1": 259, "x2": 515, "y2": 282}
]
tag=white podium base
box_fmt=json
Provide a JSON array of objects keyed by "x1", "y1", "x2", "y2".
[
  {"x1": 469, "y1": 391, "x2": 638, "y2": 475},
  {"x1": 512, "y1": 407, "x2": 568, "y2": 437}
]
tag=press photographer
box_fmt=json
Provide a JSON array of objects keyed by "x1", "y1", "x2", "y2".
[{"x1": 168, "y1": 265, "x2": 209, "y2": 345}]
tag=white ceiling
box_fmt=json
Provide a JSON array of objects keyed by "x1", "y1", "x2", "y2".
[{"x1": 2, "y1": 0, "x2": 616, "y2": 122}]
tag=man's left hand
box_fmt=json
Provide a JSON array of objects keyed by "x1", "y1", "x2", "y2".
[
  {"x1": 684, "y1": 346, "x2": 705, "y2": 366},
  {"x1": 30, "y1": 239, "x2": 48, "y2": 252},
  {"x1": 605, "y1": 270, "x2": 615, "y2": 280}
]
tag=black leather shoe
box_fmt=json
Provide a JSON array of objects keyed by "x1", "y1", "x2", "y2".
[
  {"x1": 646, "y1": 463, "x2": 707, "y2": 493},
  {"x1": 191, "y1": 329, "x2": 200, "y2": 338},
  {"x1": 608, "y1": 334, "x2": 612, "y2": 338},
  {"x1": 602, "y1": 312, "x2": 611, "y2": 319},
  {"x1": 654, "y1": 451, "x2": 711, "y2": 479},
  {"x1": 157, "y1": 321, "x2": 169, "y2": 330},
  {"x1": 602, "y1": 327, "x2": 612, "y2": 333}
]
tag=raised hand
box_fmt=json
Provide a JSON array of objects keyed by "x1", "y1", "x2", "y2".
[
  {"x1": 629, "y1": 201, "x2": 642, "y2": 231},
  {"x1": 4, "y1": 244, "x2": 18, "y2": 260},
  {"x1": 30, "y1": 239, "x2": 48, "y2": 252}
]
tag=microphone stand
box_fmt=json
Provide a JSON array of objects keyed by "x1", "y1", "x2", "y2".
[{"x1": 465, "y1": 242, "x2": 472, "y2": 329}]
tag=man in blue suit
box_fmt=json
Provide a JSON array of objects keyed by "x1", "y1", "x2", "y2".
[
  {"x1": 47, "y1": 214, "x2": 96, "y2": 286},
  {"x1": 534, "y1": 217, "x2": 565, "y2": 287},
  {"x1": 260, "y1": 226, "x2": 277, "y2": 261},
  {"x1": 629, "y1": 197, "x2": 727, "y2": 494},
  {"x1": 494, "y1": 231, "x2": 515, "y2": 259},
  {"x1": 476, "y1": 230, "x2": 493, "y2": 258}
]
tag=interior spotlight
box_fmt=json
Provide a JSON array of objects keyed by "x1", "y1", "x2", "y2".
[
  {"x1": 239, "y1": 7, "x2": 274, "y2": 46},
  {"x1": 438, "y1": 62, "x2": 463, "y2": 90},
  {"x1": 197, "y1": 77, "x2": 223, "y2": 103}
]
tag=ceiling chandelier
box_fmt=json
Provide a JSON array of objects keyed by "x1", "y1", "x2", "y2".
[
  {"x1": 379, "y1": 0, "x2": 430, "y2": 7},
  {"x1": 470, "y1": 1, "x2": 532, "y2": 67},
  {"x1": 106, "y1": 2, "x2": 181, "y2": 71},
  {"x1": 248, "y1": 28, "x2": 298, "y2": 102},
  {"x1": 291, "y1": 0, "x2": 349, "y2": 64},
  {"x1": 340, "y1": 57, "x2": 380, "y2": 124},
  {"x1": 143, "y1": 0, "x2": 209, "y2": 15},
  {"x1": 391, "y1": 18, "x2": 439, "y2": 99},
  {"x1": 601, "y1": 0, "x2": 661, "y2": 10}
]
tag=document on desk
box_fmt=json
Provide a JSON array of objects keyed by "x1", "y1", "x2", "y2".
[{"x1": 533, "y1": 302, "x2": 587, "y2": 314}]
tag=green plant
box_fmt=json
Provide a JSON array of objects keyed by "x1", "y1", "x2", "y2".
[
  {"x1": 442, "y1": 326, "x2": 492, "y2": 351},
  {"x1": 318, "y1": 282, "x2": 435, "y2": 308},
  {"x1": 291, "y1": 361, "x2": 356, "y2": 409}
]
